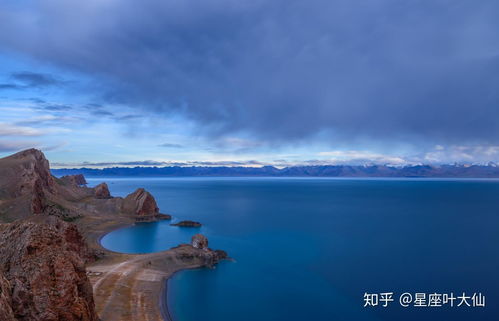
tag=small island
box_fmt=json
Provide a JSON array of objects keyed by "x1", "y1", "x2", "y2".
[{"x1": 170, "y1": 220, "x2": 202, "y2": 227}]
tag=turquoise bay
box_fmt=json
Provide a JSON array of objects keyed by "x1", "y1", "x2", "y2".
[{"x1": 96, "y1": 177, "x2": 499, "y2": 321}]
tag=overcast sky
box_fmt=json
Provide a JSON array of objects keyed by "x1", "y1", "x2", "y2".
[{"x1": 1, "y1": 0, "x2": 499, "y2": 167}]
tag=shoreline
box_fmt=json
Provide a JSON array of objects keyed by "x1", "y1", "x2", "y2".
[
  {"x1": 92, "y1": 220, "x2": 175, "y2": 321},
  {"x1": 81, "y1": 217, "x2": 220, "y2": 321},
  {"x1": 160, "y1": 279, "x2": 173, "y2": 321}
]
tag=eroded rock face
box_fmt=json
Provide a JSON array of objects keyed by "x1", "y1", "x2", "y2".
[
  {"x1": 94, "y1": 182, "x2": 111, "y2": 199},
  {"x1": 0, "y1": 273, "x2": 15, "y2": 321},
  {"x1": 122, "y1": 188, "x2": 159, "y2": 217},
  {"x1": 0, "y1": 148, "x2": 56, "y2": 217},
  {"x1": 191, "y1": 233, "x2": 208, "y2": 249},
  {"x1": 14, "y1": 149, "x2": 55, "y2": 194},
  {"x1": 0, "y1": 149, "x2": 165, "y2": 224},
  {"x1": 0, "y1": 216, "x2": 98, "y2": 321},
  {"x1": 60, "y1": 174, "x2": 88, "y2": 186}
]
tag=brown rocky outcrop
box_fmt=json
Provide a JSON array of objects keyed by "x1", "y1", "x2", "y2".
[
  {"x1": 174, "y1": 235, "x2": 228, "y2": 267},
  {"x1": 0, "y1": 216, "x2": 98, "y2": 321},
  {"x1": 94, "y1": 183, "x2": 111, "y2": 199},
  {"x1": 171, "y1": 220, "x2": 202, "y2": 227},
  {"x1": 191, "y1": 233, "x2": 208, "y2": 249},
  {"x1": 60, "y1": 174, "x2": 87, "y2": 186},
  {"x1": 0, "y1": 149, "x2": 169, "y2": 224},
  {"x1": 122, "y1": 188, "x2": 159, "y2": 217},
  {"x1": 0, "y1": 148, "x2": 56, "y2": 217},
  {"x1": 14, "y1": 149, "x2": 56, "y2": 194}
]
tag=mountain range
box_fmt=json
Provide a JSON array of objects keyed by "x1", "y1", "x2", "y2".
[{"x1": 52, "y1": 164, "x2": 499, "y2": 178}]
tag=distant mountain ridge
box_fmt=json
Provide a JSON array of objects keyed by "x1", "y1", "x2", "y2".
[{"x1": 52, "y1": 164, "x2": 499, "y2": 178}]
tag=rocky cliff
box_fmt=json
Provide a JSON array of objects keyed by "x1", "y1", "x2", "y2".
[
  {"x1": 0, "y1": 216, "x2": 98, "y2": 321},
  {"x1": 120, "y1": 188, "x2": 172, "y2": 221},
  {"x1": 0, "y1": 149, "x2": 167, "y2": 225},
  {"x1": 122, "y1": 188, "x2": 159, "y2": 216},
  {"x1": 0, "y1": 149, "x2": 56, "y2": 219}
]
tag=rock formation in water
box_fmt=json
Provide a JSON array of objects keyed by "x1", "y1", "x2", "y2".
[
  {"x1": 171, "y1": 220, "x2": 202, "y2": 227},
  {"x1": 0, "y1": 216, "x2": 98, "y2": 321},
  {"x1": 121, "y1": 188, "x2": 172, "y2": 221},
  {"x1": 60, "y1": 174, "x2": 88, "y2": 186},
  {"x1": 191, "y1": 233, "x2": 208, "y2": 249},
  {"x1": 172, "y1": 234, "x2": 228, "y2": 267},
  {"x1": 122, "y1": 188, "x2": 159, "y2": 216},
  {"x1": 93, "y1": 182, "x2": 111, "y2": 199},
  {"x1": 157, "y1": 213, "x2": 172, "y2": 220}
]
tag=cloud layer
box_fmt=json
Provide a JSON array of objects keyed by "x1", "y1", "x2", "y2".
[
  {"x1": 0, "y1": 71, "x2": 65, "y2": 90},
  {"x1": 1, "y1": 0, "x2": 499, "y2": 147}
]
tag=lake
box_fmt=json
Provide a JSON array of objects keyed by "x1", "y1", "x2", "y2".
[{"x1": 95, "y1": 177, "x2": 499, "y2": 321}]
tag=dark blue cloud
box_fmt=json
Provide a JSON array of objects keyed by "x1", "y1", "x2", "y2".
[
  {"x1": 0, "y1": 71, "x2": 64, "y2": 90},
  {"x1": 92, "y1": 110, "x2": 114, "y2": 116},
  {"x1": 158, "y1": 143, "x2": 184, "y2": 148},
  {"x1": 116, "y1": 114, "x2": 142, "y2": 121},
  {"x1": 0, "y1": 83, "x2": 22, "y2": 90},
  {"x1": 38, "y1": 104, "x2": 72, "y2": 111},
  {"x1": 1, "y1": 0, "x2": 499, "y2": 147},
  {"x1": 11, "y1": 71, "x2": 61, "y2": 87},
  {"x1": 28, "y1": 97, "x2": 46, "y2": 104}
]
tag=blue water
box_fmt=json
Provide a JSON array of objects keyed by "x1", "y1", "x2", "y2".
[{"x1": 94, "y1": 177, "x2": 499, "y2": 321}]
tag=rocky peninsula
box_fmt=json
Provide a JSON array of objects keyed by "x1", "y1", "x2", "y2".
[{"x1": 0, "y1": 148, "x2": 227, "y2": 321}]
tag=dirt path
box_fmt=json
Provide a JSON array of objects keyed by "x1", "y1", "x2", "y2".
[{"x1": 88, "y1": 252, "x2": 169, "y2": 321}]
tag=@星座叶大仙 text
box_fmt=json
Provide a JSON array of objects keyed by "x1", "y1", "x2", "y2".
[{"x1": 363, "y1": 292, "x2": 485, "y2": 308}]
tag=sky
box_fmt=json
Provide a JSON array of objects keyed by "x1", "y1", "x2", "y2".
[{"x1": 1, "y1": 0, "x2": 499, "y2": 168}]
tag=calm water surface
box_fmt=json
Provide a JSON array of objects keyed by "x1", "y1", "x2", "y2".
[{"x1": 95, "y1": 177, "x2": 499, "y2": 321}]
